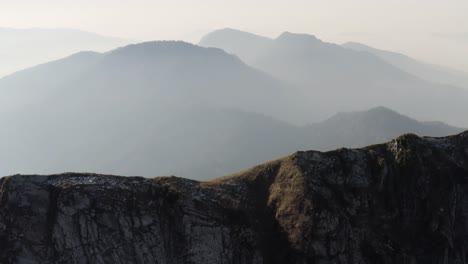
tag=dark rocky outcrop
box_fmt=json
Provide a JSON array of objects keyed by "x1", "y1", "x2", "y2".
[{"x1": 1, "y1": 131, "x2": 468, "y2": 263}]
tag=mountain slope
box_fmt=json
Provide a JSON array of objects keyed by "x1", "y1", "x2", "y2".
[
  {"x1": 0, "y1": 41, "x2": 304, "y2": 179},
  {"x1": 0, "y1": 27, "x2": 132, "y2": 77},
  {"x1": 0, "y1": 51, "x2": 102, "y2": 110},
  {"x1": 1, "y1": 131, "x2": 467, "y2": 263},
  {"x1": 200, "y1": 29, "x2": 468, "y2": 127},
  {"x1": 0, "y1": 41, "x2": 302, "y2": 122},
  {"x1": 343, "y1": 41, "x2": 468, "y2": 89}
]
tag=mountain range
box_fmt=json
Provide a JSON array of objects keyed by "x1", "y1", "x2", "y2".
[
  {"x1": 0, "y1": 34, "x2": 464, "y2": 179},
  {"x1": 0, "y1": 41, "x2": 463, "y2": 179},
  {"x1": 200, "y1": 28, "x2": 468, "y2": 127}
]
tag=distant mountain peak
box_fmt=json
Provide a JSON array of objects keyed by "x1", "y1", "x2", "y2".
[
  {"x1": 275, "y1": 31, "x2": 321, "y2": 43},
  {"x1": 366, "y1": 106, "x2": 400, "y2": 114},
  {"x1": 332, "y1": 106, "x2": 404, "y2": 119},
  {"x1": 108, "y1": 40, "x2": 196, "y2": 55},
  {"x1": 103, "y1": 40, "x2": 246, "y2": 66},
  {"x1": 321, "y1": 107, "x2": 416, "y2": 128},
  {"x1": 199, "y1": 28, "x2": 271, "y2": 47},
  {"x1": 209, "y1": 28, "x2": 256, "y2": 35}
]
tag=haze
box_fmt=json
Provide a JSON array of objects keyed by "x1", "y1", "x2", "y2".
[
  {"x1": 0, "y1": 1, "x2": 467, "y2": 179},
  {"x1": 2, "y1": 0, "x2": 468, "y2": 72}
]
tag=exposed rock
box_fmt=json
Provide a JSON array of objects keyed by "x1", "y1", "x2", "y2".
[{"x1": 1, "y1": 131, "x2": 468, "y2": 263}]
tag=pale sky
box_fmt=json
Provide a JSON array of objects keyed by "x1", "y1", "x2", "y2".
[{"x1": 1, "y1": 0, "x2": 468, "y2": 71}]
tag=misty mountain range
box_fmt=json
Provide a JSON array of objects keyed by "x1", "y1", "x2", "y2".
[
  {"x1": 0, "y1": 38, "x2": 464, "y2": 179},
  {"x1": 200, "y1": 28, "x2": 468, "y2": 127}
]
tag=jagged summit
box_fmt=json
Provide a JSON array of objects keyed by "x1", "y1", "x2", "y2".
[{"x1": 1, "y1": 131, "x2": 467, "y2": 263}]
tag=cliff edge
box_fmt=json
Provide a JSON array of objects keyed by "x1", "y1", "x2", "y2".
[{"x1": 1, "y1": 131, "x2": 468, "y2": 263}]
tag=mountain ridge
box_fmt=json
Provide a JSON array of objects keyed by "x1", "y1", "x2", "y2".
[{"x1": 1, "y1": 131, "x2": 467, "y2": 263}]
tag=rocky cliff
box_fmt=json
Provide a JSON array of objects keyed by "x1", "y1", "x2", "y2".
[{"x1": 1, "y1": 131, "x2": 468, "y2": 263}]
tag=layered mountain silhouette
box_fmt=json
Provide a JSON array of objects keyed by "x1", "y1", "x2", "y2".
[
  {"x1": 200, "y1": 28, "x2": 468, "y2": 127},
  {"x1": 0, "y1": 27, "x2": 132, "y2": 77},
  {"x1": 343, "y1": 42, "x2": 468, "y2": 89},
  {"x1": 0, "y1": 41, "x2": 303, "y2": 178},
  {"x1": 0, "y1": 41, "x2": 462, "y2": 179}
]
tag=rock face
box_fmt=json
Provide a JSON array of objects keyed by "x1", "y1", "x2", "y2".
[{"x1": 1, "y1": 131, "x2": 468, "y2": 263}]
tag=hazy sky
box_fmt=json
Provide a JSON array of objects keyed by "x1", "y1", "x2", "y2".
[{"x1": 1, "y1": 0, "x2": 468, "y2": 71}]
